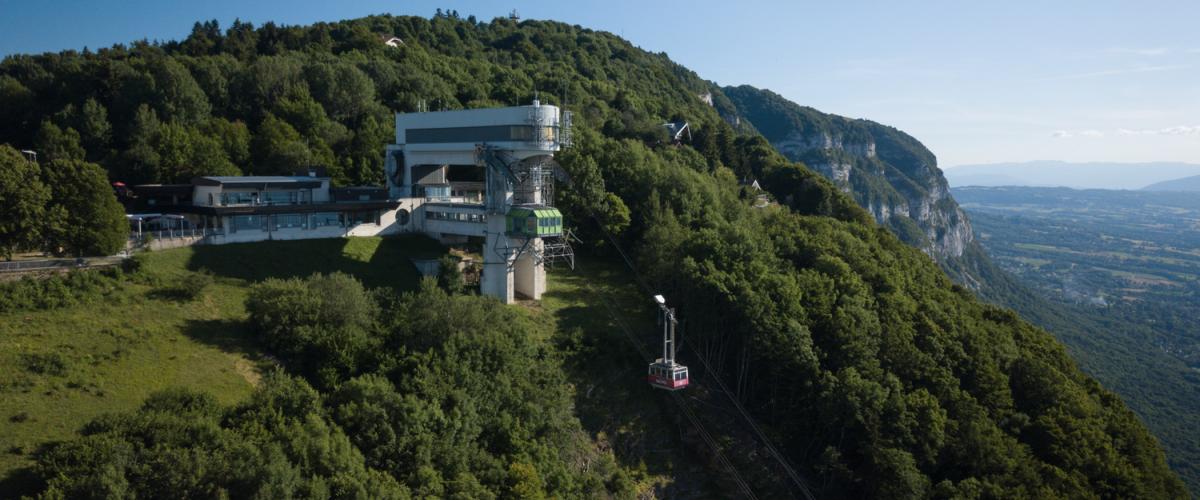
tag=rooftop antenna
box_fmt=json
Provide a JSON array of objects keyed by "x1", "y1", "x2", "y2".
[{"x1": 509, "y1": 9, "x2": 520, "y2": 21}]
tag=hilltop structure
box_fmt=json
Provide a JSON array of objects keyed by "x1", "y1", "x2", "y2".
[{"x1": 126, "y1": 102, "x2": 574, "y2": 303}]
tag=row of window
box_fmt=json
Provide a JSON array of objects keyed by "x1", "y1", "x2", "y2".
[
  {"x1": 226, "y1": 212, "x2": 380, "y2": 233},
  {"x1": 405, "y1": 125, "x2": 559, "y2": 144},
  {"x1": 215, "y1": 190, "x2": 312, "y2": 207},
  {"x1": 426, "y1": 210, "x2": 487, "y2": 223}
]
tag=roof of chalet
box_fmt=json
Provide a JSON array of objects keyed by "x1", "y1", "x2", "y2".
[{"x1": 663, "y1": 121, "x2": 691, "y2": 141}]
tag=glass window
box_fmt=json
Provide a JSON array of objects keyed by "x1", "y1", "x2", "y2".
[
  {"x1": 261, "y1": 190, "x2": 309, "y2": 205},
  {"x1": 230, "y1": 215, "x2": 263, "y2": 232},
  {"x1": 221, "y1": 192, "x2": 255, "y2": 206},
  {"x1": 348, "y1": 211, "x2": 378, "y2": 226},
  {"x1": 312, "y1": 212, "x2": 341, "y2": 228},
  {"x1": 424, "y1": 185, "x2": 451, "y2": 199},
  {"x1": 275, "y1": 214, "x2": 305, "y2": 229},
  {"x1": 406, "y1": 125, "x2": 540, "y2": 144}
]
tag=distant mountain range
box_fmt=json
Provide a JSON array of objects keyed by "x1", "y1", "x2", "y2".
[
  {"x1": 944, "y1": 161, "x2": 1200, "y2": 190},
  {"x1": 1143, "y1": 174, "x2": 1200, "y2": 192}
]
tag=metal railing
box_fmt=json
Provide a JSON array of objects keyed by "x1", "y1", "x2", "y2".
[{"x1": 132, "y1": 227, "x2": 224, "y2": 241}]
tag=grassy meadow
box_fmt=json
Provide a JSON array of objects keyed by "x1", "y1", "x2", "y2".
[{"x1": 0, "y1": 235, "x2": 446, "y2": 485}]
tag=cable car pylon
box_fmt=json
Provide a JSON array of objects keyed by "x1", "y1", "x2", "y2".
[{"x1": 647, "y1": 294, "x2": 689, "y2": 390}]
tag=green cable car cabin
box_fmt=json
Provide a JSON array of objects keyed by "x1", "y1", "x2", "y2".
[{"x1": 506, "y1": 206, "x2": 563, "y2": 237}]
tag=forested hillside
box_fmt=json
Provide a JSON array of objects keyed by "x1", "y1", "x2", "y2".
[
  {"x1": 0, "y1": 12, "x2": 1187, "y2": 497},
  {"x1": 721, "y1": 84, "x2": 1200, "y2": 492}
]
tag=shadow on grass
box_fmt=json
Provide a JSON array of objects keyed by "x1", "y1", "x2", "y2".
[
  {"x1": 0, "y1": 464, "x2": 42, "y2": 498},
  {"x1": 545, "y1": 265, "x2": 720, "y2": 498},
  {"x1": 186, "y1": 234, "x2": 446, "y2": 291},
  {"x1": 181, "y1": 318, "x2": 261, "y2": 359}
]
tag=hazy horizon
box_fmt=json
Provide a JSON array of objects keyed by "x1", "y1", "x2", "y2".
[{"x1": 944, "y1": 160, "x2": 1200, "y2": 190}]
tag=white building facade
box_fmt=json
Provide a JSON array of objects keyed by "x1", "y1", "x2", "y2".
[{"x1": 130, "y1": 102, "x2": 573, "y2": 303}]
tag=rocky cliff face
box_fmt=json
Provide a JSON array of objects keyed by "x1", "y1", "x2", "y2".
[{"x1": 722, "y1": 85, "x2": 974, "y2": 260}]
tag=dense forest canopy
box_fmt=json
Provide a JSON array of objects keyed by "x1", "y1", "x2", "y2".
[
  {"x1": 721, "y1": 83, "x2": 1200, "y2": 493},
  {"x1": 1, "y1": 12, "x2": 1187, "y2": 498}
]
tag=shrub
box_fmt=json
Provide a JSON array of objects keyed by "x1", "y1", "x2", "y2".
[
  {"x1": 174, "y1": 271, "x2": 214, "y2": 300},
  {"x1": 0, "y1": 269, "x2": 123, "y2": 313},
  {"x1": 21, "y1": 353, "x2": 69, "y2": 376},
  {"x1": 436, "y1": 254, "x2": 463, "y2": 294}
]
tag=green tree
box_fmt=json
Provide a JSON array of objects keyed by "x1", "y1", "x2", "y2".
[
  {"x1": 153, "y1": 122, "x2": 241, "y2": 181},
  {"x1": 0, "y1": 76, "x2": 34, "y2": 145},
  {"x1": 42, "y1": 159, "x2": 127, "y2": 256},
  {"x1": 118, "y1": 105, "x2": 164, "y2": 183},
  {"x1": 246, "y1": 273, "x2": 377, "y2": 388},
  {"x1": 202, "y1": 117, "x2": 252, "y2": 165},
  {"x1": 436, "y1": 255, "x2": 464, "y2": 293},
  {"x1": 305, "y1": 60, "x2": 376, "y2": 121},
  {"x1": 148, "y1": 57, "x2": 212, "y2": 125},
  {"x1": 77, "y1": 98, "x2": 113, "y2": 161},
  {"x1": 33, "y1": 121, "x2": 85, "y2": 163},
  {"x1": 251, "y1": 113, "x2": 315, "y2": 174},
  {"x1": 0, "y1": 145, "x2": 50, "y2": 260}
]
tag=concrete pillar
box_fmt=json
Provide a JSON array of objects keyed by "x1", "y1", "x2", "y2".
[
  {"x1": 481, "y1": 217, "x2": 514, "y2": 303},
  {"x1": 514, "y1": 238, "x2": 545, "y2": 300}
]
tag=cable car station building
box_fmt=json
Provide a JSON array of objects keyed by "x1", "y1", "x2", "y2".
[
  {"x1": 128, "y1": 102, "x2": 573, "y2": 304},
  {"x1": 385, "y1": 100, "x2": 573, "y2": 303}
]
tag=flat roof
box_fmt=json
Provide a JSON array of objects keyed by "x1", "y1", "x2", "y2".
[
  {"x1": 193, "y1": 176, "x2": 325, "y2": 189},
  {"x1": 131, "y1": 184, "x2": 193, "y2": 194}
]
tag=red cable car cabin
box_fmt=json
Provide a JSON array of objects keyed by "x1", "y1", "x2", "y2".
[
  {"x1": 648, "y1": 359, "x2": 689, "y2": 390},
  {"x1": 648, "y1": 294, "x2": 689, "y2": 390}
]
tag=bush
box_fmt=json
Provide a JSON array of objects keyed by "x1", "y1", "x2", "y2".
[
  {"x1": 246, "y1": 273, "x2": 377, "y2": 388},
  {"x1": 174, "y1": 271, "x2": 213, "y2": 300},
  {"x1": 0, "y1": 269, "x2": 122, "y2": 313},
  {"x1": 21, "y1": 353, "x2": 69, "y2": 376},
  {"x1": 436, "y1": 254, "x2": 463, "y2": 294}
]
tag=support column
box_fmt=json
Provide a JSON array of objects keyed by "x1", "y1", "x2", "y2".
[
  {"x1": 481, "y1": 218, "x2": 515, "y2": 303},
  {"x1": 514, "y1": 238, "x2": 546, "y2": 300}
]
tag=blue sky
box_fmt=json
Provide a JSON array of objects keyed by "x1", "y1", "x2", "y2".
[{"x1": 2, "y1": 0, "x2": 1197, "y2": 167}]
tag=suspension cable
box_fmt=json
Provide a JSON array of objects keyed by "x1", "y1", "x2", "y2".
[
  {"x1": 582, "y1": 208, "x2": 817, "y2": 500},
  {"x1": 589, "y1": 281, "x2": 759, "y2": 500}
]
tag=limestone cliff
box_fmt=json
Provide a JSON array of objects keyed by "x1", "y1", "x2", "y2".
[{"x1": 721, "y1": 85, "x2": 974, "y2": 260}]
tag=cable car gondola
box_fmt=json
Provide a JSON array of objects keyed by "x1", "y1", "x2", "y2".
[{"x1": 648, "y1": 294, "x2": 689, "y2": 390}]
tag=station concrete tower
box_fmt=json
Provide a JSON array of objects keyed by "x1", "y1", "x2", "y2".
[{"x1": 385, "y1": 101, "x2": 573, "y2": 303}]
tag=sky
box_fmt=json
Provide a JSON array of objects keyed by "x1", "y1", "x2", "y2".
[{"x1": 2, "y1": 0, "x2": 1198, "y2": 168}]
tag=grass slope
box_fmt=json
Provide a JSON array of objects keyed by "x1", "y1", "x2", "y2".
[
  {"x1": 1, "y1": 235, "x2": 728, "y2": 496},
  {"x1": 0, "y1": 235, "x2": 445, "y2": 487}
]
